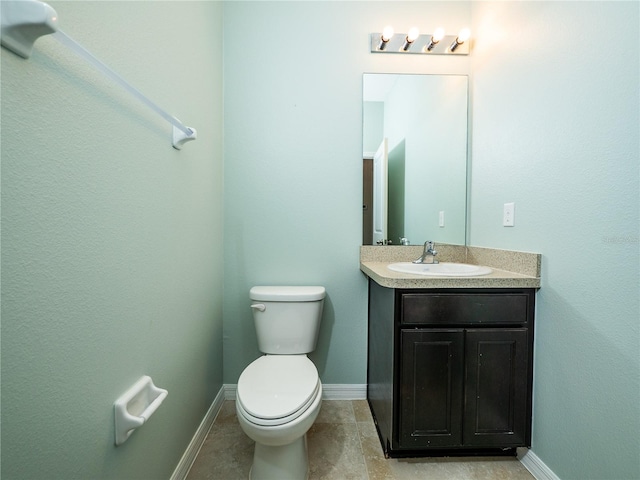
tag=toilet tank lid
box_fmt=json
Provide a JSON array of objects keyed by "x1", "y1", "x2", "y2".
[{"x1": 250, "y1": 286, "x2": 325, "y2": 302}]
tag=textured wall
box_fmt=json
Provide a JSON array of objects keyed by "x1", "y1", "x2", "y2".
[
  {"x1": 1, "y1": 2, "x2": 224, "y2": 478},
  {"x1": 222, "y1": 1, "x2": 471, "y2": 385},
  {"x1": 469, "y1": 2, "x2": 639, "y2": 479}
]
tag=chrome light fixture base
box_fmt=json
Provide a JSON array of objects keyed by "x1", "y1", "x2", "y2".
[{"x1": 370, "y1": 32, "x2": 470, "y2": 55}]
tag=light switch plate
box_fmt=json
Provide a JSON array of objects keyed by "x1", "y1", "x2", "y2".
[{"x1": 503, "y1": 203, "x2": 515, "y2": 227}]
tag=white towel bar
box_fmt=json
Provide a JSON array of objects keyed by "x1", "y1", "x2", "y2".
[{"x1": 0, "y1": 0, "x2": 197, "y2": 149}]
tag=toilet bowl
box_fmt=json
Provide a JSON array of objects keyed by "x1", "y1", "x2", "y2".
[
  {"x1": 236, "y1": 356, "x2": 322, "y2": 479},
  {"x1": 235, "y1": 286, "x2": 325, "y2": 480}
]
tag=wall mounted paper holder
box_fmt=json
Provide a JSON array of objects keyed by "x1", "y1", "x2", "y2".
[{"x1": 114, "y1": 375, "x2": 168, "y2": 446}]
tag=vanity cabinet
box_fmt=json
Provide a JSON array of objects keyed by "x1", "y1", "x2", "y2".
[{"x1": 367, "y1": 279, "x2": 535, "y2": 457}]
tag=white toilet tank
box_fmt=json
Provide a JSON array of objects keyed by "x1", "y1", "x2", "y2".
[{"x1": 250, "y1": 286, "x2": 325, "y2": 354}]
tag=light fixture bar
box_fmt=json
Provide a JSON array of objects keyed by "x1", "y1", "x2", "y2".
[{"x1": 370, "y1": 32, "x2": 470, "y2": 55}]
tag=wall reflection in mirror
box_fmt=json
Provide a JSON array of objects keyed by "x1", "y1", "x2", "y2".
[{"x1": 362, "y1": 74, "x2": 468, "y2": 246}]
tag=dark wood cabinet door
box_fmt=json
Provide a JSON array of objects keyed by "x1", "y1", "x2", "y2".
[
  {"x1": 463, "y1": 328, "x2": 529, "y2": 447},
  {"x1": 399, "y1": 329, "x2": 465, "y2": 448}
]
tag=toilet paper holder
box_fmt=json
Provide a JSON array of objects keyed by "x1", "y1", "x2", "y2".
[{"x1": 114, "y1": 375, "x2": 168, "y2": 446}]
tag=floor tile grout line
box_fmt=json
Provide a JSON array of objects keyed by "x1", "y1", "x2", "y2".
[{"x1": 352, "y1": 400, "x2": 372, "y2": 480}]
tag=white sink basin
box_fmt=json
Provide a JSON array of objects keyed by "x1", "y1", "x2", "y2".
[{"x1": 387, "y1": 262, "x2": 492, "y2": 277}]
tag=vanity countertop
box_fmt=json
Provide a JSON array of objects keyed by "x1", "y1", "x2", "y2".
[
  {"x1": 360, "y1": 261, "x2": 540, "y2": 289},
  {"x1": 360, "y1": 245, "x2": 541, "y2": 289}
]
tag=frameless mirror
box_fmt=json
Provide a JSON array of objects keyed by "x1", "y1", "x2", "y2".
[{"x1": 362, "y1": 74, "x2": 468, "y2": 246}]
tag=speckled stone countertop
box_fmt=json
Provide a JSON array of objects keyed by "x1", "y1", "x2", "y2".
[{"x1": 360, "y1": 245, "x2": 541, "y2": 289}]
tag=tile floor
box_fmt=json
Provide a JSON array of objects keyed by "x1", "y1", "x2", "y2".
[{"x1": 186, "y1": 400, "x2": 535, "y2": 480}]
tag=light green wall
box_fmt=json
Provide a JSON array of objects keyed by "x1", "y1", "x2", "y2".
[
  {"x1": 1, "y1": 2, "x2": 224, "y2": 479},
  {"x1": 470, "y1": 2, "x2": 639, "y2": 479},
  {"x1": 363, "y1": 101, "x2": 384, "y2": 154},
  {"x1": 222, "y1": 1, "x2": 471, "y2": 385}
]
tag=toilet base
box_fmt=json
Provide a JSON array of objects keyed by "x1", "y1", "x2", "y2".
[{"x1": 250, "y1": 434, "x2": 309, "y2": 480}]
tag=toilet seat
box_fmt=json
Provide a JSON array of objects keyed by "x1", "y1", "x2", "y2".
[{"x1": 237, "y1": 355, "x2": 320, "y2": 427}]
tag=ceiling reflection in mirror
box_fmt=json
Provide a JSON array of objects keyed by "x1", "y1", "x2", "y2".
[{"x1": 362, "y1": 74, "x2": 468, "y2": 246}]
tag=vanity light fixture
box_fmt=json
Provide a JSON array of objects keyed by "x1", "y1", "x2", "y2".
[
  {"x1": 378, "y1": 25, "x2": 394, "y2": 51},
  {"x1": 450, "y1": 28, "x2": 470, "y2": 52},
  {"x1": 401, "y1": 27, "x2": 420, "y2": 51},
  {"x1": 370, "y1": 26, "x2": 470, "y2": 55},
  {"x1": 425, "y1": 28, "x2": 445, "y2": 52}
]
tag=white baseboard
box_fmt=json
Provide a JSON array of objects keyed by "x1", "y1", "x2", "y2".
[
  {"x1": 170, "y1": 386, "x2": 226, "y2": 480},
  {"x1": 224, "y1": 383, "x2": 236, "y2": 400},
  {"x1": 518, "y1": 448, "x2": 561, "y2": 480},
  {"x1": 322, "y1": 383, "x2": 367, "y2": 399},
  {"x1": 223, "y1": 383, "x2": 367, "y2": 401}
]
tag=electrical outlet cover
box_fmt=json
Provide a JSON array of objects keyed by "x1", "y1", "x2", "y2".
[{"x1": 503, "y1": 203, "x2": 515, "y2": 227}]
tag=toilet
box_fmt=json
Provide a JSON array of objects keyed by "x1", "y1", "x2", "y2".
[{"x1": 236, "y1": 286, "x2": 325, "y2": 480}]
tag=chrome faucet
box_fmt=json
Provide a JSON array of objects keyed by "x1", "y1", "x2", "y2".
[{"x1": 413, "y1": 241, "x2": 439, "y2": 264}]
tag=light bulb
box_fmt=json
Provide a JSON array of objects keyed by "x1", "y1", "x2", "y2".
[
  {"x1": 425, "y1": 27, "x2": 445, "y2": 51},
  {"x1": 407, "y1": 27, "x2": 420, "y2": 43},
  {"x1": 378, "y1": 25, "x2": 394, "y2": 50},
  {"x1": 450, "y1": 28, "x2": 470, "y2": 52},
  {"x1": 381, "y1": 25, "x2": 394, "y2": 42},
  {"x1": 457, "y1": 28, "x2": 470, "y2": 43},
  {"x1": 402, "y1": 27, "x2": 420, "y2": 51}
]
